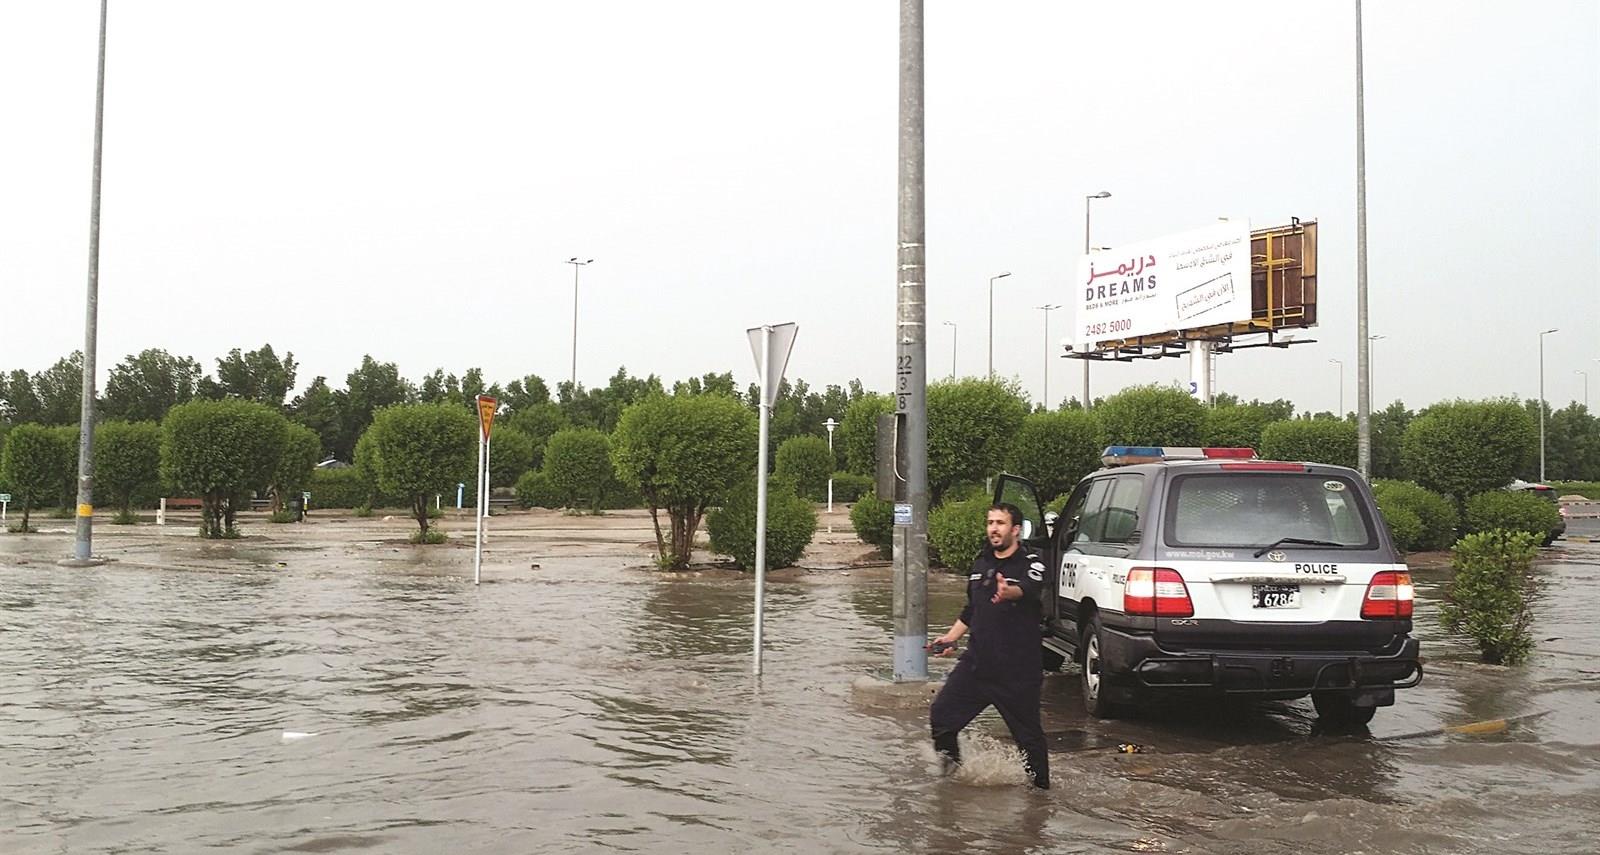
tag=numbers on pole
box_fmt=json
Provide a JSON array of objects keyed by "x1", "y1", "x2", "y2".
[{"x1": 895, "y1": 351, "x2": 915, "y2": 414}]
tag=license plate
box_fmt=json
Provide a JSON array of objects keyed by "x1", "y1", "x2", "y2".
[{"x1": 1252, "y1": 584, "x2": 1300, "y2": 609}]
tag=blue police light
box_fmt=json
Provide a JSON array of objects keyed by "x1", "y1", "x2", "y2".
[{"x1": 1101, "y1": 446, "x2": 1166, "y2": 466}]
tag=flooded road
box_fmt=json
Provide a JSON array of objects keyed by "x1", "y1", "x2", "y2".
[{"x1": 2, "y1": 521, "x2": 1597, "y2": 854}]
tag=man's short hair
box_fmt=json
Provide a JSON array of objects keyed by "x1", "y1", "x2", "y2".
[{"x1": 989, "y1": 502, "x2": 1023, "y2": 527}]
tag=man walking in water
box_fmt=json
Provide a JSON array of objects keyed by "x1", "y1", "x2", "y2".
[{"x1": 928, "y1": 502, "x2": 1049, "y2": 789}]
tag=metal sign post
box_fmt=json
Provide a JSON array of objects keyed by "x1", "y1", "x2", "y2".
[
  {"x1": 473, "y1": 395, "x2": 498, "y2": 585},
  {"x1": 747, "y1": 322, "x2": 798, "y2": 677},
  {"x1": 0, "y1": 493, "x2": 9, "y2": 523}
]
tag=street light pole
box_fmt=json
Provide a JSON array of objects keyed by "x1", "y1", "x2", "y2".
[
  {"x1": 823, "y1": 417, "x2": 838, "y2": 515},
  {"x1": 1083, "y1": 191, "x2": 1111, "y2": 409},
  {"x1": 1540, "y1": 328, "x2": 1558, "y2": 482},
  {"x1": 1355, "y1": 0, "x2": 1373, "y2": 479},
  {"x1": 566, "y1": 257, "x2": 594, "y2": 391},
  {"x1": 1036, "y1": 304, "x2": 1061, "y2": 409},
  {"x1": 1368, "y1": 335, "x2": 1386, "y2": 408},
  {"x1": 1329, "y1": 358, "x2": 1345, "y2": 415},
  {"x1": 1578, "y1": 370, "x2": 1589, "y2": 414},
  {"x1": 68, "y1": 0, "x2": 110, "y2": 566},
  {"x1": 942, "y1": 321, "x2": 957, "y2": 378},
  {"x1": 987, "y1": 272, "x2": 1010, "y2": 378}
]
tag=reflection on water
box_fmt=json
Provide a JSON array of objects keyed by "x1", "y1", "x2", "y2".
[{"x1": 0, "y1": 541, "x2": 1596, "y2": 854}]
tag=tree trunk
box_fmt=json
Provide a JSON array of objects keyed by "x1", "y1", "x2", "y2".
[
  {"x1": 646, "y1": 500, "x2": 667, "y2": 564},
  {"x1": 414, "y1": 495, "x2": 429, "y2": 536},
  {"x1": 20, "y1": 496, "x2": 31, "y2": 532}
]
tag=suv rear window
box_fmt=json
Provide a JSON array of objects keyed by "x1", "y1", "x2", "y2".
[{"x1": 1163, "y1": 472, "x2": 1376, "y2": 549}]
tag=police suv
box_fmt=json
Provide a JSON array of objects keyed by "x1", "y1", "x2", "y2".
[{"x1": 995, "y1": 446, "x2": 1421, "y2": 726}]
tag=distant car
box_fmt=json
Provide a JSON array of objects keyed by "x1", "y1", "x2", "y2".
[
  {"x1": 996, "y1": 446, "x2": 1421, "y2": 728},
  {"x1": 1505, "y1": 480, "x2": 1566, "y2": 545}
]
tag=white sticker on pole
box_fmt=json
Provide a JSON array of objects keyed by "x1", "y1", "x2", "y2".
[
  {"x1": 894, "y1": 503, "x2": 913, "y2": 526},
  {"x1": 746, "y1": 323, "x2": 798, "y2": 406},
  {"x1": 1074, "y1": 221, "x2": 1251, "y2": 350}
]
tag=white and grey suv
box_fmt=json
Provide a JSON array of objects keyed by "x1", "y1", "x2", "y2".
[{"x1": 996, "y1": 446, "x2": 1422, "y2": 727}]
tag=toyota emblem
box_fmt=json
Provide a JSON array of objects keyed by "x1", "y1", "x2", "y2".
[{"x1": 1266, "y1": 550, "x2": 1287, "y2": 562}]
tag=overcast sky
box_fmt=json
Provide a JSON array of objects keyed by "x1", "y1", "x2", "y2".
[{"x1": 3, "y1": 1, "x2": 1597, "y2": 415}]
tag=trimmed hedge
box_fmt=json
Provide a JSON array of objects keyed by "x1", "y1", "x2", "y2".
[
  {"x1": 1372, "y1": 480, "x2": 1458, "y2": 552},
  {"x1": 1259, "y1": 419, "x2": 1357, "y2": 469},
  {"x1": 707, "y1": 481, "x2": 818, "y2": 570},
  {"x1": 928, "y1": 496, "x2": 987, "y2": 570},
  {"x1": 1550, "y1": 481, "x2": 1600, "y2": 499},
  {"x1": 515, "y1": 469, "x2": 564, "y2": 509},
  {"x1": 829, "y1": 472, "x2": 873, "y2": 504},
  {"x1": 774, "y1": 436, "x2": 834, "y2": 501},
  {"x1": 1381, "y1": 505, "x2": 1424, "y2": 554},
  {"x1": 850, "y1": 494, "x2": 894, "y2": 558},
  {"x1": 1464, "y1": 491, "x2": 1563, "y2": 543}
]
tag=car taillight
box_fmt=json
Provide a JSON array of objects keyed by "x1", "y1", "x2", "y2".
[
  {"x1": 1361, "y1": 571, "x2": 1414, "y2": 619},
  {"x1": 1124, "y1": 567, "x2": 1194, "y2": 617}
]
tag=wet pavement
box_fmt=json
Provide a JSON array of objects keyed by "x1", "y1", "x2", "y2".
[{"x1": 1, "y1": 517, "x2": 1597, "y2": 853}]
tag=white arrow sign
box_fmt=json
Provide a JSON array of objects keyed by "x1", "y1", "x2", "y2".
[{"x1": 747, "y1": 323, "x2": 798, "y2": 407}]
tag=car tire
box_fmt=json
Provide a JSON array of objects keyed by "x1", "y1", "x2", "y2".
[
  {"x1": 1312, "y1": 691, "x2": 1377, "y2": 728},
  {"x1": 1080, "y1": 614, "x2": 1122, "y2": 719}
]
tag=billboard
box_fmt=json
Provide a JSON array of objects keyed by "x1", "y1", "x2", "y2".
[{"x1": 1073, "y1": 221, "x2": 1251, "y2": 351}]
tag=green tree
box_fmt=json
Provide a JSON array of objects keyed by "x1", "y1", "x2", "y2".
[
  {"x1": 288, "y1": 377, "x2": 343, "y2": 462},
  {"x1": 339, "y1": 356, "x2": 414, "y2": 461},
  {"x1": 559, "y1": 367, "x2": 665, "y2": 433},
  {"x1": 1401, "y1": 400, "x2": 1537, "y2": 502},
  {"x1": 1371, "y1": 401, "x2": 1414, "y2": 480},
  {"x1": 1, "y1": 424, "x2": 71, "y2": 530},
  {"x1": 775, "y1": 435, "x2": 834, "y2": 501},
  {"x1": 93, "y1": 420, "x2": 162, "y2": 521},
  {"x1": 2, "y1": 369, "x2": 44, "y2": 425},
  {"x1": 101, "y1": 349, "x2": 204, "y2": 423},
  {"x1": 364, "y1": 403, "x2": 477, "y2": 539},
  {"x1": 1004, "y1": 410, "x2": 1105, "y2": 503},
  {"x1": 1095, "y1": 384, "x2": 1205, "y2": 447},
  {"x1": 488, "y1": 426, "x2": 536, "y2": 489},
  {"x1": 161, "y1": 400, "x2": 288, "y2": 537},
  {"x1": 508, "y1": 402, "x2": 568, "y2": 469},
  {"x1": 1544, "y1": 403, "x2": 1598, "y2": 481},
  {"x1": 540, "y1": 425, "x2": 614, "y2": 512},
  {"x1": 840, "y1": 393, "x2": 892, "y2": 476},
  {"x1": 1441, "y1": 530, "x2": 1541, "y2": 664},
  {"x1": 706, "y1": 479, "x2": 817, "y2": 570},
  {"x1": 611, "y1": 394, "x2": 757, "y2": 569},
  {"x1": 33, "y1": 352, "x2": 84, "y2": 426},
  {"x1": 271, "y1": 422, "x2": 322, "y2": 511},
  {"x1": 502, "y1": 374, "x2": 552, "y2": 414},
  {"x1": 672, "y1": 371, "x2": 738, "y2": 398},
  {"x1": 49, "y1": 425, "x2": 81, "y2": 509},
  {"x1": 1259, "y1": 419, "x2": 1358, "y2": 468},
  {"x1": 927, "y1": 378, "x2": 1028, "y2": 501},
  {"x1": 212, "y1": 344, "x2": 298, "y2": 409}
]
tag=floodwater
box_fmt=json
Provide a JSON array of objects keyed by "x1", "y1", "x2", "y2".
[{"x1": 1, "y1": 520, "x2": 1597, "y2": 854}]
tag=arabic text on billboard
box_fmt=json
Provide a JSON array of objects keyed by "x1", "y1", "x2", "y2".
[{"x1": 1073, "y1": 222, "x2": 1251, "y2": 350}]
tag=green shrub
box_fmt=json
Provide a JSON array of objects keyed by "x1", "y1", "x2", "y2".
[
  {"x1": 706, "y1": 480, "x2": 817, "y2": 570},
  {"x1": 1463, "y1": 491, "x2": 1562, "y2": 543},
  {"x1": 0, "y1": 423, "x2": 73, "y2": 532},
  {"x1": 1202, "y1": 404, "x2": 1277, "y2": 450},
  {"x1": 1441, "y1": 530, "x2": 1541, "y2": 664},
  {"x1": 1259, "y1": 419, "x2": 1357, "y2": 469},
  {"x1": 364, "y1": 403, "x2": 477, "y2": 539},
  {"x1": 840, "y1": 394, "x2": 892, "y2": 475},
  {"x1": 775, "y1": 435, "x2": 834, "y2": 501},
  {"x1": 353, "y1": 504, "x2": 373, "y2": 518},
  {"x1": 1380, "y1": 505, "x2": 1424, "y2": 552},
  {"x1": 1401, "y1": 399, "x2": 1537, "y2": 501},
  {"x1": 488, "y1": 426, "x2": 536, "y2": 489},
  {"x1": 928, "y1": 496, "x2": 988, "y2": 570},
  {"x1": 515, "y1": 469, "x2": 562, "y2": 509},
  {"x1": 542, "y1": 428, "x2": 614, "y2": 512},
  {"x1": 308, "y1": 467, "x2": 370, "y2": 509},
  {"x1": 1004, "y1": 410, "x2": 1105, "y2": 504},
  {"x1": 411, "y1": 528, "x2": 448, "y2": 545},
  {"x1": 161, "y1": 399, "x2": 288, "y2": 538},
  {"x1": 830, "y1": 472, "x2": 873, "y2": 504},
  {"x1": 1372, "y1": 480, "x2": 1458, "y2": 551},
  {"x1": 1095, "y1": 384, "x2": 1205, "y2": 447},
  {"x1": 94, "y1": 420, "x2": 162, "y2": 517},
  {"x1": 1550, "y1": 481, "x2": 1600, "y2": 499},
  {"x1": 269, "y1": 509, "x2": 296, "y2": 524},
  {"x1": 850, "y1": 493, "x2": 894, "y2": 557},
  {"x1": 927, "y1": 378, "x2": 1029, "y2": 502}
]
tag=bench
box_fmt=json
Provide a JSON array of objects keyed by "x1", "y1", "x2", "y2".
[{"x1": 163, "y1": 497, "x2": 203, "y2": 509}]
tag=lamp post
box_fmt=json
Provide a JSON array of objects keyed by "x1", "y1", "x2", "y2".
[
  {"x1": 1539, "y1": 328, "x2": 1558, "y2": 481},
  {"x1": 1355, "y1": 0, "x2": 1372, "y2": 479},
  {"x1": 987, "y1": 272, "x2": 1010, "y2": 378},
  {"x1": 1036, "y1": 304, "x2": 1061, "y2": 410},
  {"x1": 1367, "y1": 335, "x2": 1386, "y2": 407},
  {"x1": 566, "y1": 257, "x2": 594, "y2": 390},
  {"x1": 1329, "y1": 358, "x2": 1345, "y2": 415},
  {"x1": 1578, "y1": 370, "x2": 1590, "y2": 413},
  {"x1": 1083, "y1": 191, "x2": 1111, "y2": 409},
  {"x1": 823, "y1": 417, "x2": 838, "y2": 515},
  {"x1": 942, "y1": 321, "x2": 957, "y2": 378}
]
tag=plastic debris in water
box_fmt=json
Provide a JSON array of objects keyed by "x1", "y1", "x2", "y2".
[
  {"x1": 1116, "y1": 742, "x2": 1145, "y2": 754},
  {"x1": 281, "y1": 731, "x2": 319, "y2": 743}
]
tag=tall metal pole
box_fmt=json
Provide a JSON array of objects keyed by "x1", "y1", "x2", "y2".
[
  {"x1": 71, "y1": 0, "x2": 110, "y2": 564},
  {"x1": 1355, "y1": 0, "x2": 1372, "y2": 479},
  {"x1": 1036, "y1": 304, "x2": 1060, "y2": 409},
  {"x1": 1580, "y1": 370, "x2": 1590, "y2": 412},
  {"x1": 943, "y1": 321, "x2": 957, "y2": 378},
  {"x1": 1368, "y1": 334, "x2": 1385, "y2": 411},
  {"x1": 566, "y1": 257, "x2": 593, "y2": 391},
  {"x1": 1330, "y1": 358, "x2": 1344, "y2": 415},
  {"x1": 986, "y1": 272, "x2": 1009, "y2": 378},
  {"x1": 1083, "y1": 192, "x2": 1109, "y2": 409},
  {"x1": 893, "y1": 0, "x2": 929, "y2": 683},
  {"x1": 1539, "y1": 328, "x2": 1557, "y2": 482},
  {"x1": 753, "y1": 326, "x2": 772, "y2": 676}
]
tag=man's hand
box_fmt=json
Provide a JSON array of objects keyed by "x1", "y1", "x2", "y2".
[
  {"x1": 992, "y1": 572, "x2": 1023, "y2": 604},
  {"x1": 929, "y1": 633, "x2": 959, "y2": 657}
]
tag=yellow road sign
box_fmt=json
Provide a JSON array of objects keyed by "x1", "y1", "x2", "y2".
[{"x1": 476, "y1": 395, "x2": 498, "y2": 441}]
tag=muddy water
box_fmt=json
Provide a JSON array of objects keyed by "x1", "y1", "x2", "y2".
[{"x1": 1, "y1": 530, "x2": 1597, "y2": 854}]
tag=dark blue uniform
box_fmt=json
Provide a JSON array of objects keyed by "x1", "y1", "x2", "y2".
[{"x1": 929, "y1": 544, "x2": 1049, "y2": 788}]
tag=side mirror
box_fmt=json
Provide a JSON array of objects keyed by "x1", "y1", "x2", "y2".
[{"x1": 1020, "y1": 519, "x2": 1034, "y2": 540}]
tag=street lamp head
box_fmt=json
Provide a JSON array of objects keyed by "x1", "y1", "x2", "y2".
[
  {"x1": 942, "y1": 320, "x2": 956, "y2": 327},
  {"x1": 994, "y1": 271, "x2": 1012, "y2": 280},
  {"x1": 1089, "y1": 191, "x2": 1111, "y2": 199},
  {"x1": 1328, "y1": 358, "x2": 1342, "y2": 365},
  {"x1": 1370, "y1": 334, "x2": 1387, "y2": 341},
  {"x1": 1541, "y1": 328, "x2": 1558, "y2": 335}
]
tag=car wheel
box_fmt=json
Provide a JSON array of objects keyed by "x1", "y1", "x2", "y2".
[
  {"x1": 1312, "y1": 691, "x2": 1377, "y2": 728},
  {"x1": 1080, "y1": 614, "x2": 1122, "y2": 719}
]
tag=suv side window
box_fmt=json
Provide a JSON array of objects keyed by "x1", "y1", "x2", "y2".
[
  {"x1": 1071, "y1": 479, "x2": 1113, "y2": 545},
  {"x1": 1099, "y1": 474, "x2": 1146, "y2": 544}
]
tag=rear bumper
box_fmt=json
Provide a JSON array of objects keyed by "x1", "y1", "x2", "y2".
[{"x1": 1100, "y1": 624, "x2": 1422, "y2": 695}]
